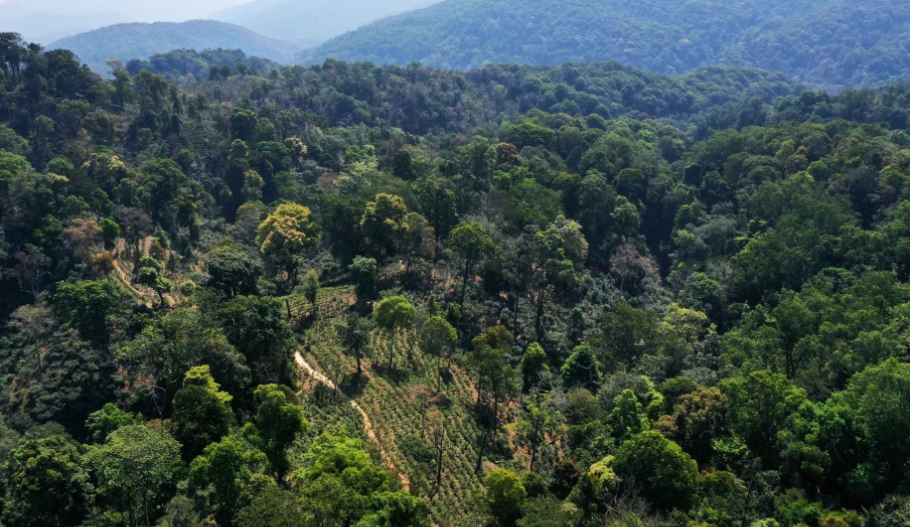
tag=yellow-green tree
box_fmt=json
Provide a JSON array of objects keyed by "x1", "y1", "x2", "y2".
[
  {"x1": 257, "y1": 203, "x2": 319, "y2": 285},
  {"x1": 361, "y1": 193, "x2": 408, "y2": 258}
]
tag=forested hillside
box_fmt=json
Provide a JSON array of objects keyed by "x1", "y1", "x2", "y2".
[
  {"x1": 5, "y1": 32, "x2": 910, "y2": 527},
  {"x1": 300, "y1": 0, "x2": 910, "y2": 89},
  {"x1": 48, "y1": 21, "x2": 296, "y2": 76}
]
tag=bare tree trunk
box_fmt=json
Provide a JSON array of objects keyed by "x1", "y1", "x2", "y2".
[
  {"x1": 355, "y1": 346, "x2": 363, "y2": 376},
  {"x1": 475, "y1": 431, "x2": 487, "y2": 475},
  {"x1": 437, "y1": 354, "x2": 442, "y2": 393}
]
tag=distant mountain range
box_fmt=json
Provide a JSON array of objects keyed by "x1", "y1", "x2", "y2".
[
  {"x1": 1, "y1": 11, "x2": 131, "y2": 44},
  {"x1": 298, "y1": 0, "x2": 910, "y2": 89},
  {"x1": 0, "y1": 0, "x2": 250, "y2": 43},
  {"x1": 48, "y1": 20, "x2": 296, "y2": 75},
  {"x1": 211, "y1": 0, "x2": 441, "y2": 48}
]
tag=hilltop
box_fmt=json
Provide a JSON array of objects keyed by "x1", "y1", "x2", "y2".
[{"x1": 48, "y1": 20, "x2": 296, "y2": 74}]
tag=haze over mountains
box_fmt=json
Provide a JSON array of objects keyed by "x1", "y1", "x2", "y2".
[
  {"x1": 300, "y1": 0, "x2": 910, "y2": 89},
  {"x1": 211, "y1": 0, "x2": 441, "y2": 47},
  {"x1": 2, "y1": 0, "x2": 908, "y2": 89},
  {"x1": 48, "y1": 21, "x2": 295, "y2": 75},
  {"x1": 0, "y1": 0, "x2": 251, "y2": 43}
]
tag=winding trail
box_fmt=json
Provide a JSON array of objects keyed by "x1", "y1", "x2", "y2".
[
  {"x1": 112, "y1": 260, "x2": 176, "y2": 306},
  {"x1": 112, "y1": 261, "x2": 145, "y2": 301},
  {"x1": 294, "y1": 350, "x2": 411, "y2": 492}
]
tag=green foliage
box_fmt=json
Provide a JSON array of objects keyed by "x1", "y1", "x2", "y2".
[
  {"x1": 608, "y1": 389, "x2": 649, "y2": 443},
  {"x1": 235, "y1": 487, "x2": 307, "y2": 527},
  {"x1": 361, "y1": 193, "x2": 408, "y2": 258},
  {"x1": 50, "y1": 21, "x2": 296, "y2": 75},
  {"x1": 300, "y1": 0, "x2": 910, "y2": 89},
  {"x1": 85, "y1": 424, "x2": 183, "y2": 527},
  {"x1": 374, "y1": 296, "x2": 417, "y2": 368},
  {"x1": 172, "y1": 366, "x2": 235, "y2": 461},
  {"x1": 520, "y1": 343, "x2": 549, "y2": 393},
  {"x1": 302, "y1": 269, "x2": 320, "y2": 308},
  {"x1": 2, "y1": 434, "x2": 92, "y2": 527},
  {"x1": 244, "y1": 384, "x2": 306, "y2": 478},
  {"x1": 136, "y1": 256, "x2": 172, "y2": 305},
  {"x1": 484, "y1": 468, "x2": 527, "y2": 527},
  {"x1": 351, "y1": 256, "x2": 379, "y2": 301},
  {"x1": 721, "y1": 371, "x2": 806, "y2": 467},
  {"x1": 54, "y1": 280, "x2": 124, "y2": 347},
  {"x1": 655, "y1": 386, "x2": 728, "y2": 466},
  {"x1": 421, "y1": 315, "x2": 457, "y2": 390},
  {"x1": 560, "y1": 344, "x2": 602, "y2": 393},
  {"x1": 205, "y1": 247, "x2": 262, "y2": 297},
  {"x1": 189, "y1": 434, "x2": 272, "y2": 526},
  {"x1": 257, "y1": 203, "x2": 319, "y2": 284},
  {"x1": 7, "y1": 25, "x2": 910, "y2": 527},
  {"x1": 86, "y1": 403, "x2": 137, "y2": 444},
  {"x1": 612, "y1": 430, "x2": 699, "y2": 512}
]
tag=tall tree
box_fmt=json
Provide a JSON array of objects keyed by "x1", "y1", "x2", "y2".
[
  {"x1": 188, "y1": 435, "x2": 271, "y2": 526},
  {"x1": 171, "y1": 366, "x2": 235, "y2": 462},
  {"x1": 336, "y1": 313, "x2": 370, "y2": 376},
  {"x1": 361, "y1": 193, "x2": 408, "y2": 259},
  {"x1": 420, "y1": 315, "x2": 457, "y2": 392},
  {"x1": 374, "y1": 296, "x2": 417, "y2": 369},
  {"x1": 2, "y1": 435, "x2": 93, "y2": 527},
  {"x1": 86, "y1": 424, "x2": 183, "y2": 527},
  {"x1": 448, "y1": 221, "x2": 497, "y2": 307},
  {"x1": 243, "y1": 384, "x2": 306, "y2": 479},
  {"x1": 257, "y1": 203, "x2": 319, "y2": 285},
  {"x1": 484, "y1": 468, "x2": 527, "y2": 527}
]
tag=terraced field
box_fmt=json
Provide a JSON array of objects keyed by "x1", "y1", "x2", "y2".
[{"x1": 294, "y1": 291, "x2": 489, "y2": 526}]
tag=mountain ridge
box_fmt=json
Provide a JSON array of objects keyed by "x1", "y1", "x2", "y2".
[
  {"x1": 48, "y1": 20, "x2": 297, "y2": 74},
  {"x1": 211, "y1": 0, "x2": 441, "y2": 47},
  {"x1": 297, "y1": 0, "x2": 910, "y2": 89}
]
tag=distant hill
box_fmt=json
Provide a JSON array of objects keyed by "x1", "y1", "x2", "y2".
[
  {"x1": 298, "y1": 0, "x2": 910, "y2": 89},
  {"x1": 48, "y1": 20, "x2": 297, "y2": 75},
  {"x1": 212, "y1": 0, "x2": 441, "y2": 47}
]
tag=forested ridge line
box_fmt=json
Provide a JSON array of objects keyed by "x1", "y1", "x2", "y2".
[{"x1": 2, "y1": 33, "x2": 910, "y2": 527}]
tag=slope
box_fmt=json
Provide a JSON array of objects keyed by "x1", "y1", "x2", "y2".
[
  {"x1": 48, "y1": 20, "x2": 298, "y2": 75},
  {"x1": 298, "y1": 0, "x2": 908, "y2": 89},
  {"x1": 212, "y1": 0, "x2": 442, "y2": 48}
]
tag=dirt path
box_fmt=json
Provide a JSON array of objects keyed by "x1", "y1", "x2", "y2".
[
  {"x1": 111, "y1": 260, "x2": 176, "y2": 307},
  {"x1": 112, "y1": 260, "x2": 148, "y2": 304},
  {"x1": 294, "y1": 350, "x2": 411, "y2": 492}
]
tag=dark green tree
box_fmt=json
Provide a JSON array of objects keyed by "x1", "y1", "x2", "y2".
[
  {"x1": 2, "y1": 435, "x2": 92, "y2": 527},
  {"x1": 612, "y1": 430, "x2": 699, "y2": 512}
]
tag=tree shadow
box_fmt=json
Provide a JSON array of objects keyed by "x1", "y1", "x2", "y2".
[
  {"x1": 371, "y1": 363, "x2": 410, "y2": 384},
  {"x1": 339, "y1": 372, "x2": 370, "y2": 398},
  {"x1": 439, "y1": 368, "x2": 455, "y2": 386}
]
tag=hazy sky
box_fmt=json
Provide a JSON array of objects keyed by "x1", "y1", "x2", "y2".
[{"x1": 0, "y1": 0, "x2": 255, "y2": 21}]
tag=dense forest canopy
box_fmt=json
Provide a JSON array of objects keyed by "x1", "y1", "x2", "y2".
[
  {"x1": 300, "y1": 0, "x2": 910, "y2": 89},
  {"x1": 4, "y1": 31, "x2": 910, "y2": 527}
]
